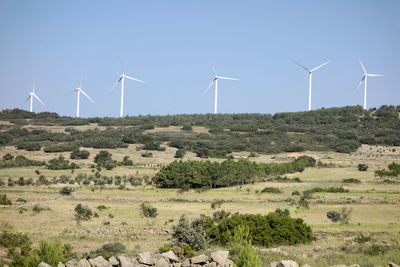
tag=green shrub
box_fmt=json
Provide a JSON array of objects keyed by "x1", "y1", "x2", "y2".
[
  {"x1": 326, "y1": 207, "x2": 352, "y2": 224},
  {"x1": 70, "y1": 149, "x2": 90, "y2": 159},
  {"x1": 17, "y1": 142, "x2": 41, "y2": 151},
  {"x1": 206, "y1": 212, "x2": 313, "y2": 247},
  {"x1": 363, "y1": 244, "x2": 387, "y2": 256},
  {"x1": 33, "y1": 205, "x2": 46, "y2": 213},
  {"x1": 181, "y1": 125, "x2": 193, "y2": 131},
  {"x1": 158, "y1": 243, "x2": 171, "y2": 253},
  {"x1": 94, "y1": 151, "x2": 116, "y2": 170},
  {"x1": 229, "y1": 224, "x2": 262, "y2": 267},
  {"x1": 211, "y1": 199, "x2": 225, "y2": 209},
  {"x1": 74, "y1": 204, "x2": 92, "y2": 221},
  {"x1": 47, "y1": 155, "x2": 77, "y2": 170},
  {"x1": 260, "y1": 187, "x2": 282, "y2": 194},
  {"x1": 342, "y1": 178, "x2": 361, "y2": 184},
  {"x1": 2, "y1": 153, "x2": 14, "y2": 160},
  {"x1": 358, "y1": 164, "x2": 368, "y2": 171},
  {"x1": 59, "y1": 187, "x2": 74, "y2": 196},
  {"x1": 0, "y1": 223, "x2": 30, "y2": 248},
  {"x1": 122, "y1": 156, "x2": 133, "y2": 166},
  {"x1": 141, "y1": 151, "x2": 153, "y2": 158},
  {"x1": 354, "y1": 232, "x2": 372, "y2": 244},
  {"x1": 171, "y1": 215, "x2": 207, "y2": 251},
  {"x1": 97, "y1": 205, "x2": 109, "y2": 211},
  {"x1": 213, "y1": 210, "x2": 231, "y2": 223},
  {"x1": 0, "y1": 194, "x2": 12, "y2": 205},
  {"x1": 16, "y1": 198, "x2": 27, "y2": 203},
  {"x1": 140, "y1": 202, "x2": 158, "y2": 218},
  {"x1": 274, "y1": 208, "x2": 290, "y2": 216},
  {"x1": 174, "y1": 149, "x2": 186, "y2": 159},
  {"x1": 22, "y1": 240, "x2": 67, "y2": 266}
]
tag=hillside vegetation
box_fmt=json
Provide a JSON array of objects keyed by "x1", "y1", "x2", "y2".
[{"x1": 0, "y1": 105, "x2": 399, "y2": 157}]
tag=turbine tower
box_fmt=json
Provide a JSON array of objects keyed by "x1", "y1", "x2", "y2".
[
  {"x1": 357, "y1": 59, "x2": 383, "y2": 110},
  {"x1": 25, "y1": 82, "x2": 44, "y2": 112},
  {"x1": 112, "y1": 65, "x2": 145, "y2": 117},
  {"x1": 204, "y1": 62, "x2": 239, "y2": 114},
  {"x1": 67, "y1": 78, "x2": 95, "y2": 118},
  {"x1": 293, "y1": 60, "x2": 330, "y2": 111}
]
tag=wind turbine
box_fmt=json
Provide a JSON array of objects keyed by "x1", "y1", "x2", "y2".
[
  {"x1": 25, "y1": 82, "x2": 44, "y2": 112},
  {"x1": 293, "y1": 60, "x2": 330, "y2": 111},
  {"x1": 204, "y1": 62, "x2": 239, "y2": 114},
  {"x1": 112, "y1": 64, "x2": 145, "y2": 118},
  {"x1": 357, "y1": 59, "x2": 383, "y2": 110},
  {"x1": 67, "y1": 78, "x2": 95, "y2": 118}
]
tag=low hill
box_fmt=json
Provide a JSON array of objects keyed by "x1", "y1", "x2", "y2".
[{"x1": 0, "y1": 105, "x2": 399, "y2": 157}]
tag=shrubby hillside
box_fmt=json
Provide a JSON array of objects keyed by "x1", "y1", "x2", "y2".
[{"x1": 0, "y1": 105, "x2": 399, "y2": 156}]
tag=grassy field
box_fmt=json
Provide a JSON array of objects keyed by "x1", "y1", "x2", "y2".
[{"x1": 1, "y1": 143, "x2": 400, "y2": 266}]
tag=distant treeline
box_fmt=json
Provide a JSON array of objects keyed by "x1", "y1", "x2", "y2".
[
  {"x1": 0, "y1": 105, "x2": 399, "y2": 155},
  {"x1": 153, "y1": 156, "x2": 316, "y2": 189}
]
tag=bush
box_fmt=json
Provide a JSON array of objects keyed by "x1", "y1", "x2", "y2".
[
  {"x1": 206, "y1": 212, "x2": 313, "y2": 247},
  {"x1": 326, "y1": 207, "x2": 352, "y2": 224},
  {"x1": 94, "y1": 150, "x2": 116, "y2": 170},
  {"x1": 141, "y1": 151, "x2": 153, "y2": 158},
  {"x1": 158, "y1": 243, "x2": 171, "y2": 253},
  {"x1": 140, "y1": 202, "x2": 158, "y2": 218},
  {"x1": 122, "y1": 156, "x2": 133, "y2": 166},
  {"x1": 174, "y1": 149, "x2": 186, "y2": 159},
  {"x1": 213, "y1": 210, "x2": 231, "y2": 223},
  {"x1": 211, "y1": 199, "x2": 224, "y2": 209},
  {"x1": 274, "y1": 208, "x2": 290, "y2": 216},
  {"x1": 97, "y1": 205, "x2": 109, "y2": 211},
  {"x1": 74, "y1": 204, "x2": 93, "y2": 221},
  {"x1": 354, "y1": 232, "x2": 372, "y2": 244},
  {"x1": 228, "y1": 224, "x2": 262, "y2": 267},
  {"x1": 70, "y1": 149, "x2": 90, "y2": 159},
  {"x1": 363, "y1": 244, "x2": 387, "y2": 256},
  {"x1": 21, "y1": 240, "x2": 68, "y2": 267},
  {"x1": 59, "y1": 187, "x2": 74, "y2": 196},
  {"x1": 0, "y1": 194, "x2": 12, "y2": 205},
  {"x1": 172, "y1": 215, "x2": 207, "y2": 251},
  {"x1": 358, "y1": 164, "x2": 368, "y2": 171},
  {"x1": 17, "y1": 142, "x2": 41, "y2": 151},
  {"x1": 181, "y1": 125, "x2": 193, "y2": 131},
  {"x1": 0, "y1": 223, "x2": 30, "y2": 248},
  {"x1": 342, "y1": 178, "x2": 361, "y2": 184},
  {"x1": 2, "y1": 153, "x2": 14, "y2": 160},
  {"x1": 94, "y1": 242, "x2": 126, "y2": 259},
  {"x1": 47, "y1": 155, "x2": 77, "y2": 170},
  {"x1": 260, "y1": 187, "x2": 282, "y2": 194},
  {"x1": 33, "y1": 205, "x2": 46, "y2": 213}
]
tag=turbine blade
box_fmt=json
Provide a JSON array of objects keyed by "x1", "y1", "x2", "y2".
[
  {"x1": 292, "y1": 60, "x2": 310, "y2": 72},
  {"x1": 33, "y1": 94, "x2": 44, "y2": 105},
  {"x1": 359, "y1": 59, "x2": 367, "y2": 74},
  {"x1": 356, "y1": 77, "x2": 365, "y2": 90},
  {"x1": 367, "y1": 74, "x2": 383, "y2": 77},
  {"x1": 209, "y1": 60, "x2": 217, "y2": 76},
  {"x1": 25, "y1": 95, "x2": 31, "y2": 103},
  {"x1": 204, "y1": 79, "x2": 215, "y2": 95},
  {"x1": 111, "y1": 76, "x2": 122, "y2": 90},
  {"x1": 124, "y1": 75, "x2": 145, "y2": 83},
  {"x1": 65, "y1": 90, "x2": 76, "y2": 96},
  {"x1": 217, "y1": 76, "x2": 240, "y2": 81},
  {"x1": 311, "y1": 60, "x2": 331, "y2": 72},
  {"x1": 80, "y1": 89, "x2": 95, "y2": 103}
]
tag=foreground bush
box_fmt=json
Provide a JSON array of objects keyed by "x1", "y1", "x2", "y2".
[
  {"x1": 172, "y1": 215, "x2": 207, "y2": 251},
  {"x1": 205, "y1": 212, "x2": 313, "y2": 247},
  {"x1": 229, "y1": 224, "x2": 262, "y2": 267}
]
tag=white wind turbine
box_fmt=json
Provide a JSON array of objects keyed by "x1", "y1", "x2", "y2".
[
  {"x1": 204, "y1": 62, "x2": 239, "y2": 114},
  {"x1": 112, "y1": 65, "x2": 145, "y2": 117},
  {"x1": 293, "y1": 60, "x2": 330, "y2": 111},
  {"x1": 25, "y1": 82, "x2": 44, "y2": 112},
  {"x1": 67, "y1": 78, "x2": 95, "y2": 118},
  {"x1": 357, "y1": 59, "x2": 383, "y2": 110}
]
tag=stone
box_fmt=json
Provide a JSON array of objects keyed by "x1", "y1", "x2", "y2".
[
  {"x1": 172, "y1": 263, "x2": 182, "y2": 267},
  {"x1": 190, "y1": 254, "x2": 208, "y2": 264},
  {"x1": 161, "y1": 250, "x2": 180, "y2": 262},
  {"x1": 388, "y1": 264, "x2": 400, "y2": 267},
  {"x1": 154, "y1": 257, "x2": 170, "y2": 267},
  {"x1": 137, "y1": 252, "x2": 154, "y2": 265},
  {"x1": 108, "y1": 256, "x2": 119, "y2": 266},
  {"x1": 65, "y1": 259, "x2": 78, "y2": 267},
  {"x1": 76, "y1": 259, "x2": 91, "y2": 267},
  {"x1": 301, "y1": 265, "x2": 312, "y2": 267},
  {"x1": 269, "y1": 262, "x2": 279, "y2": 267},
  {"x1": 204, "y1": 262, "x2": 217, "y2": 267},
  {"x1": 211, "y1": 251, "x2": 229, "y2": 265},
  {"x1": 38, "y1": 263, "x2": 52, "y2": 267},
  {"x1": 117, "y1": 256, "x2": 134, "y2": 267},
  {"x1": 58, "y1": 263, "x2": 66, "y2": 267},
  {"x1": 89, "y1": 256, "x2": 112, "y2": 267},
  {"x1": 181, "y1": 259, "x2": 191, "y2": 267},
  {"x1": 278, "y1": 260, "x2": 299, "y2": 267}
]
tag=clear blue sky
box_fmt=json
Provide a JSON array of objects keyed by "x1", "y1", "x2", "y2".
[{"x1": 0, "y1": 0, "x2": 399, "y2": 117}]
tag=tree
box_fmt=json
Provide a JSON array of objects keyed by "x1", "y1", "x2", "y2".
[
  {"x1": 74, "y1": 204, "x2": 93, "y2": 222},
  {"x1": 140, "y1": 202, "x2": 158, "y2": 218}
]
